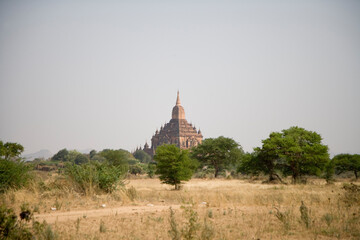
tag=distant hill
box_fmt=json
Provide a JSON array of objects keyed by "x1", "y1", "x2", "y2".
[{"x1": 22, "y1": 149, "x2": 53, "y2": 161}]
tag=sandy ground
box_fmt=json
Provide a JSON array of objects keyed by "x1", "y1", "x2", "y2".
[{"x1": 34, "y1": 204, "x2": 182, "y2": 224}]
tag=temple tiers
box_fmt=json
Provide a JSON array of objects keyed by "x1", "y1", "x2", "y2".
[{"x1": 143, "y1": 91, "x2": 203, "y2": 156}]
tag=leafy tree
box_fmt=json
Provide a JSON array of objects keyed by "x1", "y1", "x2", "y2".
[
  {"x1": 0, "y1": 141, "x2": 24, "y2": 161},
  {"x1": 74, "y1": 154, "x2": 89, "y2": 165},
  {"x1": 52, "y1": 148, "x2": 69, "y2": 161},
  {"x1": 192, "y1": 136, "x2": 243, "y2": 178},
  {"x1": 244, "y1": 126, "x2": 329, "y2": 183},
  {"x1": 280, "y1": 126, "x2": 329, "y2": 183},
  {"x1": 155, "y1": 144, "x2": 198, "y2": 190},
  {"x1": 100, "y1": 149, "x2": 130, "y2": 168},
  {"x1": 133, "y1": 149, "x2": 152, "y2": 163},
  {"x1": 333, "y1": 154, "x2": 360, "y2": 180},
  {"x1": 67, "y1": 150, "x2": 81, "y2": 162}
]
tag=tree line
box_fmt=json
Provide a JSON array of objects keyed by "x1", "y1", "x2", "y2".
[{"x1": 1, "y1": 125, "x2": 359, "y2": 191}]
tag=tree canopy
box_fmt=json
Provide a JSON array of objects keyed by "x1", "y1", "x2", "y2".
[
  {"x1": 191, "y1": 136, "x2": 243, "y2": 178},
  {"x1": 133, "y1": 149, "x2": 152, "y2": 163},
  {"x1": 52, "y1": 149, "x2": 69, "y2": 162},
  {"x1": 239, "y1": 126, "x2": 329, "y2": 183},
  {"x1": 155, "y1": 144, "x2": 198, "y2": 190},
  {"x1": 0, "y1": 141, "x2": 24, "y2": 161},
  {"x1": 333, "y1": 154, "x2": 360, "y2": 179}
]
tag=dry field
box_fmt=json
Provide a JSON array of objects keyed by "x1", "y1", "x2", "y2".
[{"x1": 1, "y1": 175, "x2": 360, "y2": 239}]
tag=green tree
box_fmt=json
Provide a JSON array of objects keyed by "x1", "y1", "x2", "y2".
[
  {"x1": 155, "y1": 144, "x2": 198, "y2": 190},
  {"x1": 100, "y1": 149, "x2": 130, "y2": 168},
  {"x1": 0, "y1": 141, "x2": 24, "y2": 161},
  {"x1": 244, "y1": 126, "x2": 329, "y2": 183},
  {"x1": 192, "y1": 136, "x2": 243, "y2": 178},
  {"x1": 133, "y1": 149, "x2": 152, "y2": 163},
  {"x1": 280, "y1": 127, "x2": 329, "y2": 183},
  {"x1": 74, "y1": 154, "x2": 89, "y2": 165},
  {"x1": 52, "y1": 148, "x2": 69, "y2": 161},
  {"x1": 333, "y1": 154, "x2": 360, "y2": 180}
]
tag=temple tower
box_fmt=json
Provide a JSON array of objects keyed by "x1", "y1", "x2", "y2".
[{"x1": 143, "y1": 91, "x2": 203, "y2": 156}]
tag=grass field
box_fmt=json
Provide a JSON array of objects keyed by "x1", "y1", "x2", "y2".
[{"x1": 1, "y1": 175, "x2": 359, "y2": 239}]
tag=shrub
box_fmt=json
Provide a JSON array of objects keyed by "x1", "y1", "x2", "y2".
[
  {"x1": 0, "y1": 159, "x2": 32, "y2": 193},
  {"x1": 64, "y1": 161, "x2": 126, "y2": 194},
  {"x1": 0, "y1": 204, "x2": 57, "y2": 239}
]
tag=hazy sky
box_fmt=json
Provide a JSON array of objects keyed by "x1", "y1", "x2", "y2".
[{"x1": 1, "y1": 0, "x2": 359, "y2": 156}]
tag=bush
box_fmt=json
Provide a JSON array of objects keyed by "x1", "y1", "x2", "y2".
[
  {"x1": 0, "y1": 159, "x2": 32, "y2": 193},
  {"x1": 64, "y1": 161, "x2": 126, "y2": 194},
  {"x1": 0, "y1": 204, "x2": 58, "y2": 239}
]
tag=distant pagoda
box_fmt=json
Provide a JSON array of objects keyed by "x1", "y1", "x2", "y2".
[{"x1": 143, "y1": 91, "x2": 203, "y2": 156}]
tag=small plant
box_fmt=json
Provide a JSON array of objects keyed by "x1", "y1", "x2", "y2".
[
  {"x1": 76, "y1": 218, "x2": 81, "y2": 233},
  {"x1": 54, "y1": 199, "x2": 62, "y2": 210},
  {"x1": 126, "y1": 186, "x2": 138, "y2": 201},
  {"x1": 181, "y1": 205, "x2": 200, "y2": 240},
  {"x1": 273, "y1": 207, "x2": 291, "y2": 232},
  {"x1": 201, "y1": 218, "x2": 214, "y2": 240},
  {"x1": 299, "y1": 201, "x2": 311, "y2": 229},
  {"x1": 43, "y1": 225, "x2": 58, "y2": 240},
  {"x1": 168, "y1": 207, "x2": 181, "y2": 240},
  {"x1": 207, "y1": 209, "x2": 213, "y2": 218},
  {"x1": 99, "y1": 220, "x2": 106, "y2": 233},
  {"x1": 322, "y1": 213, "x2": 334, "y2": 227}
]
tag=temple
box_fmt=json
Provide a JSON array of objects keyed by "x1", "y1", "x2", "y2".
[{"x1": 143, "y1": 91, "x2": 203, "y2": 156}]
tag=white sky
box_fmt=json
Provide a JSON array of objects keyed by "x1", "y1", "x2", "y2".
[{"x1": 0, "y1": 0, "x2": 359, "y2": 156}]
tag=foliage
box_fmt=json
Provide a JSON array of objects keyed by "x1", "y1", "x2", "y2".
[
  {"x1": 64, "y1": 161, "x2": 126, "y2": 194},
  {"x1": 181, "y1": 205, "x2": 200, "y2": 240},
  {"x1": 155, "y1": 144, "x2": 198, "y2": 190},
  {"x1": 133, "y1": 149, "x2": 152, "y2": 163},
  {"x1": 192, "y1": 136, "x2": 243, "y2": 178},
  {"x1": 74, "y1": 154, "x2": 89, "y2": 165},
  {"x1": 89, "y1": 150, "x2": 97, "y2": 159},
  {"x1": 100, "y1": 149, "x2": 132, "y2": 167},
  {"x1": 147, "y1": 162, "x2": 157, "y2": 178},
  {"x1": 333, "y1": 154, "x2": 360, "y2": 179},
  {"x1": 129, "y1": 164, "x2": 144, "y2": 175},
  {"x1": 168, "y1": 207, "x2": 181, "y2": 240},
  {"x1": 0, "y1": 204, "x2": 58, "y2": 240},
  {"x1": 323, "y1": 159, "x2": 335, "y2": 183},
  {"x1": 0, "y1": 141, "x2": 32, "y2": 192},
  {"x1": 0, "y1": 141, "x2": 24, "y2": 161},
  {"x1": 241, "y1": 126, "x2": 329, "y2": 183},
  {"x1": 52, "y1": 148, "x2": 69, "y2": 161}
]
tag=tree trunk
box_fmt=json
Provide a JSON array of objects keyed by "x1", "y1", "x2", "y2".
[
  {"x1": 355, "y1": 171, "x2": 358, "y2": 180},
  {"x1": 214, "y1": 167, "x2": 219, "y2": 178}
]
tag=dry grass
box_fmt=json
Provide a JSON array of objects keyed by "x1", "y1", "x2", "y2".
[{"x1": 1, "y1": 174, "x2": 359, "y2": 239}]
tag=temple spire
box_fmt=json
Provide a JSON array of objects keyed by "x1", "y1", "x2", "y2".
[{"x1": 176, "y1": 90, "x2": 181, "y2": 106}]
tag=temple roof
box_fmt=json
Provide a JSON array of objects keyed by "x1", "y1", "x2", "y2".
[{"x1": 172, "y1": 91, "x2": 185, "y2": 120}]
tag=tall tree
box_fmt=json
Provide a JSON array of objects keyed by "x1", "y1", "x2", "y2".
[
  {"x1": 333, "y1": 154, "x2": 360, "y2": 180},
  {"x1": 192, "y1": 136, "x2": 243, "y2": 178},
  {"x1": 155, "y1": 144, "x2": 197, "y2": 190}
]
